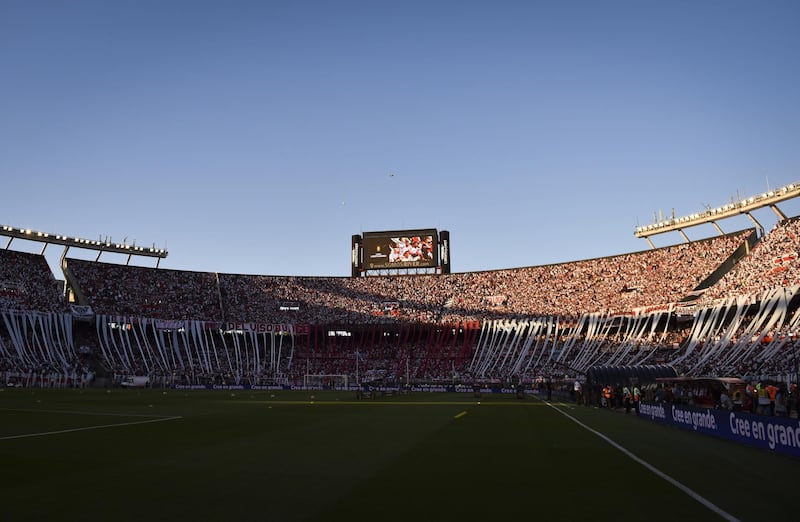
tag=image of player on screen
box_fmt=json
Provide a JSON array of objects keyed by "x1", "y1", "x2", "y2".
[{"x1": 388, "y1": 236, "x2": 434, "y2": 264}]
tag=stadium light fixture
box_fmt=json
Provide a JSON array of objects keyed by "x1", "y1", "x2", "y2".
[
  {"x1": 634, "y1": 181, "x2": 800, "y2": 242},
  {"x1": 0, "y1": 223, "x2": 168, "y2": 261}
]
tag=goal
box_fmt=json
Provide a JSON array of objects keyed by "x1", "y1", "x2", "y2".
[{"x1": 303, "y1": 374, "x2": 349, "y2": 390}]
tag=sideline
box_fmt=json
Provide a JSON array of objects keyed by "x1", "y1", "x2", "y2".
[
  {"x1": 0, "y1": 407, "x2": 179, "y2": 418},
  {"x1": 0, "y1": 415, "x2": 183, "y2": 441},
  {"x1": 538, "y1": 397, "x2": 740, "y2": 522},
  {"x1": 232, "y1": 399, "x2": 544, "y2": 406}
]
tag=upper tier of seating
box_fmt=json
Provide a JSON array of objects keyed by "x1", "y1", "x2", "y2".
[
  {"x1": 0, "y1": 249, "x2": 67, "y2": 313},
  {"x1": 63, "y1": 229, "x2": 754, "y2": 322},
  {"x1": 699, "y1": 217, "x2": 800, "y2": 303},
  {"x1": 65, "y1": 260, "x2": 223, "y2": 320}
]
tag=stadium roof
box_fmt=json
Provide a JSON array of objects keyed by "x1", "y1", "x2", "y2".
[
  {"x1": 1, "y1": 224, "x2": 167, "y2": 266},
  {"x1": 634, "y1": 181, "x2": 800, "y2": 247}
]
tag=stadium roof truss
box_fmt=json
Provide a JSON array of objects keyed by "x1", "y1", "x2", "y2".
[
  {"x1": 634, "y1": 181, "x2": 800, "y2": 248},
  {"x1": 1, "y1": 224, "x2": 168, "y2": 266}
]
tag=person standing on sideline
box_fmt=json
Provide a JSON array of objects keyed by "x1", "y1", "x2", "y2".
[
  {"x1": 765, "y1": 383, "x2": 778, "y2": 416},
  {"x1": 757, "y1": 383, "x2": 770, "y2": 415},
  {"x1": 574, "y1": 380, "x2": 583, "y2": 405},
  {"x1": 746, "y1": 382, "x2": 758, "y2": 413},
  {"x1": 623, "y1": 386, "x2": 632, "y2": 414}
]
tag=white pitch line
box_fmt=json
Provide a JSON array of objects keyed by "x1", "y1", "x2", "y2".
[
  {"x1": 541, "y1": 399, "x2": 740, "y2": 522},
  {"x1": 0, "y1": 415, "x2": 183, "y2": 441},
  {"x1": 0, "y1": 407, "x2": 176, "y2": 418}
]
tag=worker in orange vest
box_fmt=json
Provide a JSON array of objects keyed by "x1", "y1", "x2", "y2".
[
  {"x1": 603, "y1": 385, "x2": 612, "y2": 408},
  {"x1": 765, "y1": 383, "x2": 778, "y2": 416}
]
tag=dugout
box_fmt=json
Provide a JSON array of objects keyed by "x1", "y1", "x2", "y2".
[
  {"x1": 585, "y1": 364, "x2": 677, "y2": 405},
  {"x1": 586, "y1": 364, "x2": 677, "y2": 387}
]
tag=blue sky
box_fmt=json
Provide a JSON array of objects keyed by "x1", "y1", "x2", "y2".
[{"x1": 2, "y1": 0, "x2": 799, "y2": 277}]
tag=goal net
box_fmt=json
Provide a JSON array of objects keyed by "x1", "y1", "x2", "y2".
[{"x1": 303, "y1": 374, "x2": 349, "y2": 390}]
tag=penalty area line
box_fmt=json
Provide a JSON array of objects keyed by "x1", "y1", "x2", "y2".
[
  {"x1": 539, "y1": 398, "x2": 740, "y2": 522},
  {"x1": 1, "y1": 415, "x2": 183, "y2": 441}
]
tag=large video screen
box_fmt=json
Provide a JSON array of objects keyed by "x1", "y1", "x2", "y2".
[{"x1": 362, "y1": 229, "x2": 438, "y2": 270}]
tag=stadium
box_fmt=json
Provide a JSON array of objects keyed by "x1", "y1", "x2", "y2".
[{"x1": 3, "y1": 184, "x2": 800, "y2": 521}]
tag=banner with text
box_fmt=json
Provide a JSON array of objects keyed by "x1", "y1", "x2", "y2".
[
  {"x1": 223, "y1": 322, "x2": 310, "y2": 335},
  {"x1": 638, "y1": 401, "x2": 800, "y2": 458}
]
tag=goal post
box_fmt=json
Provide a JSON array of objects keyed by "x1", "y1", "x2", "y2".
[{"x1": 303, "y1": 374, "x2": 349, "y2": 390}]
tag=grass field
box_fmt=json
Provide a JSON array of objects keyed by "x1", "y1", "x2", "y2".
[{"x1": 1, "y1": 388, "x2": 797, "y2": 521}]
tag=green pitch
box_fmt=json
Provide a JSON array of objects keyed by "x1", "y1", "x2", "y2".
[{"x1": 1, "y1": 388, "x2": 796, "y2": 521}]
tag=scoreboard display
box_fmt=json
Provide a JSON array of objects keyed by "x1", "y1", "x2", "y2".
[{"x1": 361, "y1": 229, "x2": 439, "y2": 270}]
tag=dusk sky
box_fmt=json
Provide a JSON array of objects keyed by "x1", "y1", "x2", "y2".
[{"x1": 2, "y1": 0, "x2": 799, "y2": 277}]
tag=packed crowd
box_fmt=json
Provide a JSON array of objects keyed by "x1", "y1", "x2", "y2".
[
  {"x1": 67, "y1": 259, "x2": 223, "y2": 320},
  {"x1": 64, "y1": 229, "x2": 751, "y2": 324},
  {"x1": 438, "y1": 229, "x2": 749, "y2": 320},
  {"x1": 4, "y1": 220, "x2": 800, "y2": 398},
  {"x1": 700, "y1": 217, "x2": 800, "y2": 303},
  {"x1": 0, "y1": 249, "x2": 67, "y2": 313}
]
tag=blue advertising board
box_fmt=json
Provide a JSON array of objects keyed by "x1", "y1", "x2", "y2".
[{"x1": 638, "y1": 401, "x2": 800, "y2": 458}]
